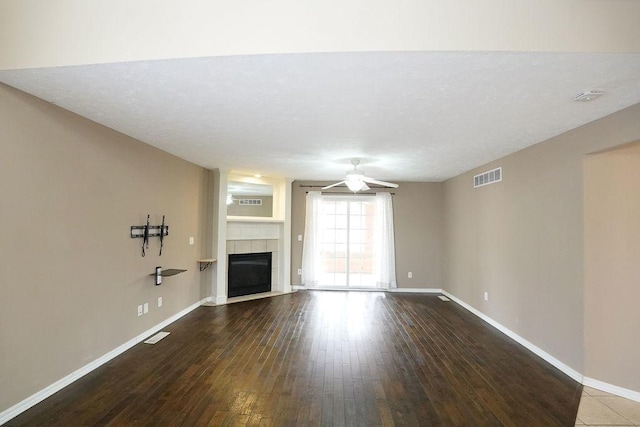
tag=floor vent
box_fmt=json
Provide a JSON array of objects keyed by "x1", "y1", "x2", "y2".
[
  {"x1": 144, "y1": 331, "x2": 170, "y2": 344},
  {"x1": 438, "y1": 295, "x2": 451, "y2": 302},
  {"x1": 474, "y1": 167, "x2": 502, "y2": 188},
  {"x1": 238, "y1": 199, "x2": 262, "y2": 206}
]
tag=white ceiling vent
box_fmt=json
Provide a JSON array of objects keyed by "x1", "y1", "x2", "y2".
[
  {"x1": 474, "y1": 167, "x2": 502, "y2": 188},
  {"x1": 573, "y1": 90, "x2": 604, "y2": 102},
  {"x1": 238, "y1": 199, "x2": 263, "y2": 206}
]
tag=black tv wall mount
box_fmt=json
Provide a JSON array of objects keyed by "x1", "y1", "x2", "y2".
[
  {"x1": 131, "y1": 214, "x2": 169, "y2": 257},
  {"x1": 130, "y1": 225, "x2": 168, "y2": 238}
]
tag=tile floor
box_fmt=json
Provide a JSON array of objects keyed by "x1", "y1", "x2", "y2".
[{"x1": 576, "y1": 386, "x2": 640, "y2": 426}]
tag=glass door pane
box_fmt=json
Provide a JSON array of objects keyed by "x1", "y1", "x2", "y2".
[
  {"x1": 317, "y1": 197, "x2": 376, "y2": 288},
  {"x1": 319, "y1": 199, "x2": 348, "y2": 287},
  {"x1": 348, "y1": 200, "x2": 376, "y2": 288}
]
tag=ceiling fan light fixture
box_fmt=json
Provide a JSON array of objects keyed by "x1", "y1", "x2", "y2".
[
  {"x1": 322, "y1": 159, "x2": 398, "y2": 192},
  {"x1": 345, "y1": 171, "x2": 366, "y2": 192},
  {"x1": 346, "y1": 179, "x2": 366, "y2": 192}
]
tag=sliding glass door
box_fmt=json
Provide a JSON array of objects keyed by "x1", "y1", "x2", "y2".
[
  {"x1": 318, "y1": 197, "x2": 376, "y2": 288},
  {"x1": 302, "y1": 191, "x2": 397, "y2": 290}
]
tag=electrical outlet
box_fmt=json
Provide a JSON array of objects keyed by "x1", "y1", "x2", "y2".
[
  {"x1": 143, "y1": 302, "x2": 149, "y2": 314},
  {"x1": 158, "y1": 297, "x2": 163, "y2": 307},
  {"x1": 297, "y1": 235, "x2": 302, "y2": 242},
  {"x1": 408, "y1": 272, "x2": 413, "y2": 279},
  {"x1": 484, "y1": 292, "x2": 489, "y2": 301},
  {"x1": 137, "y1": 305, "x2": 143, "y2": 316},
  {"x1": 297, "y1": 268, "x2": 302, "y2": 275}
]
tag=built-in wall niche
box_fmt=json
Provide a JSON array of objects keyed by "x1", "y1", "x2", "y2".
[
  {"x1": 226, "y1": 174, "x2": 286, "y2": 221},
  {"x1": 227, "y1": 181, "x2": 273, "y2": 218},
  {"x1": 218, "y1": 172, "x2": 292, "y2": 300}
]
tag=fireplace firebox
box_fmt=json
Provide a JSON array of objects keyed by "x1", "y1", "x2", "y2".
[{"x1": 228, "y1": 252, "x2": 272, "y2": 297}]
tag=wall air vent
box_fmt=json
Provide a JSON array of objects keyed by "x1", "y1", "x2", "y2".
[
  {"x1": 474, "y1": 167, "x2": 502, "y2": 188},
  {"x1": 238, "y1": 199, "x2": 262, "y2": 206}
]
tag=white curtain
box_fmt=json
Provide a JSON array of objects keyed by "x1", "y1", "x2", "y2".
[
  {"x1": 301, "y1": 191, "x2": 322, "y2": 286},
  {"x1": 373, "y1": 192, "x2": 397, "y2": 289},
  {"x1": 302, "y1": 191, "x2": 397, "y2": 289}
]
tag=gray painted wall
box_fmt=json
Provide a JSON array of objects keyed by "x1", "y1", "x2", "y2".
[
  {"x1": 584, "y1": 142, "x2": 640, "y2": 393},
  {"x1": 0, "y1": 84, "x2": 211, "y2": 413},
  {"x1": 443, "y1": 102, "x2": 640, "y2": 375}
]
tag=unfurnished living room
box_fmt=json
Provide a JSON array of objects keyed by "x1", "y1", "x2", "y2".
[{"x1": 2, "y1": 2, "x2": 640, "y2": 426}]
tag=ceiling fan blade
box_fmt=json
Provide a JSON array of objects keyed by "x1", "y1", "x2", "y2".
[
  {"x1": 322, "y1": 181, "x2": 346, "y2": 190},
  {"x1": 361, "y1": 182, "x2": 370, "y2": 191},
  {"x1": 362, "y1": 177, "x2": 399, "y2": 188}
]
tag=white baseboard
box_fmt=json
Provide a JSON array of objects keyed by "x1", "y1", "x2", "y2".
[
  {"x1": 213, "y1": 295, "x2": 227, "y2": 305},
  {"x1": 388, "y1": 287, "x2": 443, "y2": 294},
  {"x1": 583, "y1": 377, "x2": 640, "y2": 403},
  {"x1": 295, "y1": 286, "x2": 384, "y2": 292},
  {"x1": 280, "y1": 285, "x2": 292, "y2": 293},
  {"x1": 292, "y1": 286, "x2": 443, "y2": 294},
  {"x1": 0, "y1": 297, "x2": 208, "y2": 426},
  {"x1": 441, "y1": 290, "x2": 584, "y2": 384}
]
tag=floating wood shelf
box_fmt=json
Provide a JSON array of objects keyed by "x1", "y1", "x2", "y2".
[
  {"x1": 154, "y1": 269, "x2": 187, "y2": 277},
  {"x1": 197, "y1": 259, "x2": 217, "y2": 271},
  {"x1": 150, "y1": 267, "x2": 186, "y2": 286}
]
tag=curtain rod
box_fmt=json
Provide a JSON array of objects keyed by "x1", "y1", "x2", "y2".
[
  {"x1": 304, "y1": 191, "x2": 395, "y2": 195},
  {"x1": 299, "y1": 185, "x2": 392, "y2": 189}
]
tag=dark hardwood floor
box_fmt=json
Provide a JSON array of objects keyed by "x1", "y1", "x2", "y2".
[{"x1": 8, "y1": 291, "x2": 582, "y2": 426}]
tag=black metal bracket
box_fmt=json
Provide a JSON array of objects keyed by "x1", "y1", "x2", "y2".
[
  {"x1": 131, "y1": 225, "x2": 169, "y2": 238},
  {"x1": 197, "y1": 259, "x2": 217, "y2": 271},
  {"x1": 132, "y1": 218, "x2": 169, "y2": 257}
]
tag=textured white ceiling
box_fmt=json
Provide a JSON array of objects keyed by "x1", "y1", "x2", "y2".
[{"x1": 1, "y1": 51, "x2": 640, "y2": 182}]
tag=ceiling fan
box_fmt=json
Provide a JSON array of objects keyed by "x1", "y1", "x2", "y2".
[{"x1": 322, "y1": 160, "x2": 399, "y2": 193}]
